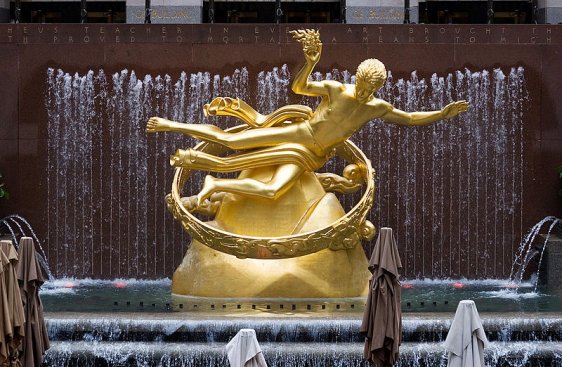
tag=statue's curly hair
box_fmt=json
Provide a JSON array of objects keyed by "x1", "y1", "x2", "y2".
[{"x1": 356, "y1": 59, "x2": 387, "y2": 89}]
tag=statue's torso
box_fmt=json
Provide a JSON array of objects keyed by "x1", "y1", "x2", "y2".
[{"x1": 308, "y1": 86, "x2": 384, "y2": 151}]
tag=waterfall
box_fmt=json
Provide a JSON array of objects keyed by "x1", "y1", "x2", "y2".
[
  {"x1": 42, "y1": 316, "x2": 562, "y2": 367},
  {"x1": 370, "y1": 67, "x2": 526, "y2": 278},
  {"x1": 44, "y1": 65, "x2": 526, "y2": 279}
]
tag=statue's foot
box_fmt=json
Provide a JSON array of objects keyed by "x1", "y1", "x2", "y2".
[
  {"x1": 181, "y1": 196, "x2": 198, "y2": 212},
  {"x1": 170, "y1": 149, "x2": 200, "y2": 168},
  {"x1": 170, "y1": 149, "x2": 185, "y2": 167},
  {"x1": 182, "y1": 192, "x2": 224, "y2": 216},
  {"x1": 196, "y1": 175, "x2": 217, "y2": 208},
  {"x1": 146, "y1": 117, "x2": 170, "y2": 133}
]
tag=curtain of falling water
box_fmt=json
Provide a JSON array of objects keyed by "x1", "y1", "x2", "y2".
[
  {"x1": 369, "y1": 68, "x2": 526, "y2": 278},
  {"x1": 45, "y1": 67, "x2": 251, "y2": 278},
  {"x1": 45, "y1": 66, "x2": 526, "y2": 279}
]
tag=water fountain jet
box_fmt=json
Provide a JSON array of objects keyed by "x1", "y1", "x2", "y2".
[
  {"x1": 0, "y1": 214, "x2": 53, "y2": 280},
  {"x1": 509, "y1": 216, "x2": 562, "y2": 291}
]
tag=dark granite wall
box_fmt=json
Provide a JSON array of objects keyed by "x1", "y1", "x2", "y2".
[{"x1": 0, "y1": 24, "x2": 561, "y2": 279}]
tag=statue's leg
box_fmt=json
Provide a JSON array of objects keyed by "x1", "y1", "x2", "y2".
[
  {"x1": 151, "y1": 117, "x2": 307, "y2": 150},
  {"x1": 170, "y1": 143, "x2": 323, "y2": 173},
  {"x1": 196, "y1": 164, "x2": 305, "y2": 206},
  {"x1": 148, "y1": 117, "x2": 233, "y2": 143}
]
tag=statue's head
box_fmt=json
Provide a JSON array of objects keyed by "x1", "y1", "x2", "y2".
[{"x1": 355, "y1": 58, "x2": 387, "y2": 103}]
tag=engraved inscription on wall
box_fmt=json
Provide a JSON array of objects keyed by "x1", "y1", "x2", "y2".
[{"x1": 0, "y1": 25, "x2": 559, "y2": 45}]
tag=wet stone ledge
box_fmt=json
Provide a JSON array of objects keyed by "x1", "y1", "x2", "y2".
[
  {"x1": 42, "y1": 341, "x2": 562, "y2": 367},
  {"x1": 45, "y1": 317, "x2": 562, "y2": 343}
]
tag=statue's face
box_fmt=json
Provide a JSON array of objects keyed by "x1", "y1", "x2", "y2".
[{"x1": 355, "y1": 79, "x2": 376, "y2": 104}]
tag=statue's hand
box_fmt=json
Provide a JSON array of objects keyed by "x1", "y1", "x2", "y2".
[
  {"x1": 290, "y1": 29, "x2": 322, "y2": 64},
  {"x1": 146, "y1": 117, "x2": 170, "y2": 133},
  {"x1": 442, "y1": 100, "x2": 469, "y2": 119}
]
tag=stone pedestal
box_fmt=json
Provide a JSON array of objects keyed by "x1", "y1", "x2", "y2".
[
  {"x1": 172, "y1": 168, "x2": 371, "y2": 300},
  {"x1": 172, "y1": 239, "x2": 371, "y2": 299}
]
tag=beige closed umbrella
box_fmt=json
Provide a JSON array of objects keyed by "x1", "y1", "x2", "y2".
[
  {"x1": 444, "y1": 300, "x2": 488, "y2": 367},
  {"x1": 15, "y1": 237, "x2": 49, "y2": 367},
  {"x1": 360, "y1": 227, "x2": 402, "y2": 367},
  {"x1": 225, "y1": 329, "x2": 267, "y2": 367},
  {"x1": 0, "y1": 240, "x2": 25, "y2": 367}
]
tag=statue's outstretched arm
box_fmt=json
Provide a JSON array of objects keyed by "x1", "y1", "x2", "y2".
[
  {"x1": 381, "y1": 100, "x2": 469, "y2": 127},
  {"x1": 290, "y1": 29, "x2": 326, "y2": 97}
]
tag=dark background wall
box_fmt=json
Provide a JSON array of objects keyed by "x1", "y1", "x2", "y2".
[{"x1": 0, "y1": 24, "x2": 561, "y2": 279}]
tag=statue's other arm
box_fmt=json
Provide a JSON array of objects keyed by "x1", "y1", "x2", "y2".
[
  {"x1": 379, "y1": 100, "x2": 469, "y2": 127},
  {"x1": 290, "y1": 29, "x2": 327, "y2": 97}
]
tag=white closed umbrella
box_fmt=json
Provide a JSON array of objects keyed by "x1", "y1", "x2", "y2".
[
  {"x1": 226, "y1": 329, "x2": 267, "y2": 367},
  {"x1": 444, "y1": 300, "x2": 488, "y2": 367}
]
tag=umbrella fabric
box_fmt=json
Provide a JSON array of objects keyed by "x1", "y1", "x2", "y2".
[
  {"x1": 0, "y1": 240, "x2": 25, "y2": 367},
  {"x1": 444, "y1": 300, "x2": 488, "y2": 367},
  {"x1": 225, "y1": 329, "x2": 267, "y2": 367},
  {"x1": 360, "y1": 227, "x2": 402, "y2": 367},
  {"x1": 15, "y1": 237, "x2": 49, "y2": 367},
  {"x1": 0, "y1": 244, "x2": 11, "y2": 365}
]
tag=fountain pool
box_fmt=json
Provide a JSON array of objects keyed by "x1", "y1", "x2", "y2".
[
  {"x1": 34, "y1": 51, "x2": 560, "y2": 366},
  {"x1": 40, "y1": 278, "x2": 562, "y2": 314},
  {"x1": 41, "y1": 278, "x2": 562, "y2": 367}
]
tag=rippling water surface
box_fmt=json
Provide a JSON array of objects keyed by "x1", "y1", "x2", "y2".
[{"x1": 40, "y1": 278, "x2": 562, "y2": 313}]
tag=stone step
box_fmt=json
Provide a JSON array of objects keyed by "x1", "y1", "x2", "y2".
[
  {"x1": 45, "y1": 315, "x2": 562, "y2": 343},
  {"x1": 42, "y1": 341, "x2": 562, "y2": 367}
]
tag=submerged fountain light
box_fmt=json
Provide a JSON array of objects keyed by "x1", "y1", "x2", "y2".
[
  {"x1": 401, "y1": 283, "x2": 414, "y2": 289},
  {"x1": 63, "y1": 282, "x2": 75, "y2": 289},
  {"x1": 114, "y1": 281, "x2": 127, "y2": 288},
  {"x1": 453, "y1": 282, "x2": 464, "y2": 289}
]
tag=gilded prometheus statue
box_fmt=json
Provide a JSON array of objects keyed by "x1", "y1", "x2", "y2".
[{"x1": 146, "y1": 29, "x2": 468, "y2": 261}]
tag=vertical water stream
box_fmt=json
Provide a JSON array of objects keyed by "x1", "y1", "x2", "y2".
[{"x1": 44, "y1": 66, "x2": 526, "y2": 278}]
